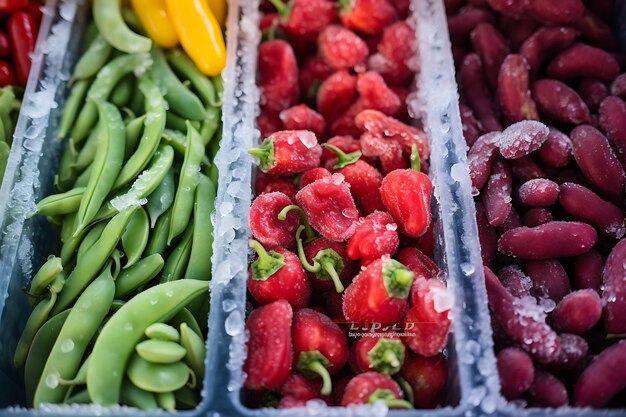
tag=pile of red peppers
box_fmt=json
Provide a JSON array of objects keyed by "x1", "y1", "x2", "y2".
[{"x1": 0, "y1": 0, "x2": 41, "y2": 87}]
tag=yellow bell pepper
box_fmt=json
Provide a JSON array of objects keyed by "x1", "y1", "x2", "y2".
[
  {"x1": 207, "y1": 0, "x2": 227, "y2": 28},
  {"x1": 165, "y1": 0, "x2": 226, "y2": 77},
  {"x1": 130, "y1": 0, "x2": 179, "y2": 48}
]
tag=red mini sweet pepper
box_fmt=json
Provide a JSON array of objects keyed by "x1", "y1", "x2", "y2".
[
  {"x1": 351, "y1": 336, "x2": 406, "y2": 375},
  {"x1": 249, "y1": 191, "x2": 301, "y2": 249},
  {"x1": 398, "y1": 353, "x2": 448, "y2": 409},
  {"x1": 341, "y1": 372, "x2": 412, "y2": 408},
  {"x1": 8, "y1": 11, "x2": 36, "y2": 86},
  {"x1": 347, "y1": 211, "x2": 399, "y2": 261},
  {"x1": 249, "y1": 130, "x2": 322, "y2": 176},
  {"x1": 0, "y1": 0, "x2": 28, "y2": 14}
]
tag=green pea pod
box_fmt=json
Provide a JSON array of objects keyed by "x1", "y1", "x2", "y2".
[
  {"x1": 180, "y1": 323, "x2": 205, "y2": 381},
  {"x1": 86, "y1": 279, "x2": 210, "y2": 405},
  {"x1": 115, "y1": 254, "x2": 164, "y2": 298},
  {"x1": 200, "y1": 106, "x2": 221, "y2": 146},
  {"x1": 64, "y1": 389, "x2": 91, "y2": 404},
  {"x1": 207, "y1": 125, "x2": 222, "y2": 161},
  {"x1": 161, "y1": 223, "x2": 194, "y2": 283},
  {"x1": 165, "y1": 111, "x2": 201, "y2": 133},
  {"x1": 120, "y1": 379, "x2": 158, "y2": 410},
  {"x1": 162, "y1": 129, "x2": 211, "y2": 167},
  {"x1": 168, "y1": 123, "x2": 204, "y2": 244},
  {"x1": 144, "y1": 207, "x2": 171, "y2": 256},
  {"x1": 127, "y1": 354, "x2": 189, "y2": 393},
  {"x1": 136, "y1": 339, "x2": 186, "y2": 364},
  {"x1": 149, "y1": 48, "x2": 206, "y2": 121},
  {"x1": 185, "y1": 175, "x2": 216, "y2": 281},
  {"x1": 13, "y1": 292, "x2": 58, "y2": 368},
  {"x1": 81, "y1": 22, "x2": 99, "y2": 52},
  {"x1": 175, "y1": 385, "x2": 200, "y2": 409},
  {"x1": 29, "y1": 256, "x2": 63, "y2": 298},
  {"x1": 128, "y1": 81, "x2": 145, "y2": 118},
  {"x1": 145, "y1": 323, "x2": 179, "y2": 342},
  {"x1": 168, "y1": 308, "x2": 203, "y2": 341},
  {"x1": 24, "y1": 310, "x2": 69, "y2": 407},
  {"x1": 122, "y1": 208, "x2": 150, "y2": 269},
  {"x1": 31, "y1": 188, "x2": 85, "y2": 220},
  {"x1": 59, "y1": 79, "x2": 90, "y2": 139},
  {"x1": 93, "y1": 144, "x2": 175, "y2": 224},
  {"x1": 60, "y1": 213, "x2": 76, "y2": 243},
  {"x1": 73, "y1": 100, "x2": 125, "y2": 237},
  {"x1": 110, "y1": 74, "x2": 134, "y2": 108},
  {"x1": 55, "y1": 140, "x2": 78, "y2": 192},
  {"x1": 93, "y1": 0, "x2": 151, "y2": 54},
  {"x1": 76, "y1": 222, "x2": 107, "y2": 261},
  {"x1": 60, "y1": 220, "x2": 93, "y2": 266},
  {"x1": 73, "y1": 125, "x2": 100, "y2": 172},
  {"x1": 59, "y1": 355, "x2": 89, "y2": 386},
  {"x1": 53, "y1": 206, "x2": 139, "y2": 315},
  {"x1": 167, "y1": 49, "x2": 219, "y2": 107},
  {"x1": 212, "y1": 76, "x2": 223, "y2": 105},
  {"x1": 111, "y1": 248, "x2": 123, "y2": 280},
  {"x1": 113, "y1": 76, "x2": 166, "y2": 190},
  {"x1": 34, "y1": 266, "x2": 115, "y2": 407},
  {"x1": 71, "y1": 53, "x2": 152, "y2": 143},
  {"x1": 0, "y1": 87, "x2": 16, "y2": 141},
  {"x1": 207, "y1": 162, "x2": 218, "y2": 188},
  {"x1": 72, "y1": 162, "x2": 92, "y2": 189},
  {"x1": 145, "y1": 168, "x2": 175, "y2": 228},
  {"x1": 124, "y1": 115, "x2": 146, "y2": 161},
  {"x1": 72, "y1": 33, "x2": 113, "y2": 82},
  {"x1": 157, "y1": 391, "x2": 176, "y2": 411}
]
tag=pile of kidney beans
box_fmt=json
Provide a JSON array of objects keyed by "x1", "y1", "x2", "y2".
[
  {"x1": 0, "y1": 0, "x2": 40, "y2": 87},
  {"x1": 449, "y1": 0, "x2": 626, "y2": 409},
  {"x1": 242, "y1": 0, "x2": 453, "y2": 409}
]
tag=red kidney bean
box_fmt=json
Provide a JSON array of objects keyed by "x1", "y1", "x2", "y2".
[
  {"x1": 524, "y1": 0, "x2": 584, "y2": 24},
  {"x1": 484, "y1": 160, "x2": 513, "y2": 226},
  {"x1": 459, "y1": 54, "x2": 503, "y2": 132},
  {"x1": 468, "y1": 132, "x2": 500, "y2": 191},
  {"x1": 598, "y1": 96, "x2": 626, "y2": 170},
  {"x1": 448, "y1": 7, "x2": 496, "y2": 46},
  {"x1": 498, "y1": 54, "x2": 539, "y2": 123},
  {"x1": 499, "y1": 16, "x2": 538, "y2": 51},
  {"x1": 547, "y1": 43, "x2": 620, "y2": 82},
  {"x1": 485, "y1": 0, "x2": 525, "y2": 17},
  {"x1": 523, "y1": 208, "x2": 552, "y2": 227},
  {"x1": 499, "y1": 264, "x2": 533, "y2": 297},
  {"x1": 551, "y1": 289, "x2": 602, "y2": 335},
  {"x1": 497, "y1": 120, "x2": 549, "y2": 160},
  {"x1": 525, "y1": 259, "x2": 571, "y2": 303},
  {"x1": 572, "y1": 9, "x2": 618, "y2": 51},
  {"x1": 558, "y1": 182, "x2": 626, "y2": 239},
  {"x1": 515, "y1": 178, "x2": 559, "y2": 208},
  {"x1": 459, "y1": 103, "x2": 483, "y2": 146},
  {"x1": 497, "y1": 207, "x2": 522, "y2": 234},
  {"x1": 570, "y1": 124, "x2": 625, "y2": 204},
  {"x1": 577, "y1": 79, "x2": 608, "y2": 112},
  {"x1": 526, "y1": 371, "x2": 569, "y2": 407},
  {"x1": 476, "y1": 202, "x2": 497, "y2": 267},
  {"x1": 609, "y1": 73, "x2": 626, "y2": 99},
  {"x1": 602, "y1": 238, "x2": 626, "y2": 334},
  {"x1": 498, "y1": 221, "x2": 598, "y2": 259},
  {"x1": 470, "y1": 23, "x2": 509, "y2": 91},
  {"x1": 532, "y1": 79, "x2": 590, "y2": 125},
  {"x1": 497, "y1": 347, "x2": 535, "y2": 400},
  {"x1": 543, "y1": 333, "x2": 588, "y2": 370},
  {"x1": 519, "y1": 27, "x2": 577, "y2": 77},
  {"x1": 509, "y1": 155, "x2": 546, "y2": 183},
  {"x1": 573, "y1": 340, "x2": 626, "y2": 408},
  {"x1": 573, "y1": 249, "x2": 604, "y2": 294},
  {"x1": 484, "y1": 266, "x2": 561, "y2": 363}
]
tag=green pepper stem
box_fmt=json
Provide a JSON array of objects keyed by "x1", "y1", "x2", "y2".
[
  {"x1": 322, "y1": 143, "x2": 361, "y2": 169},
  {"x1": 278, "y1": 205, "x2": 315, "y2": 241},
  {"x1": 395, "y1": 269, "x2": 414, "y2": 287},
  {"x1": 247, "y1": 147, "x2": 266, "y2": 159},
  {"x1": 382, "y1": 350, "x2": 400, "y2": 368},
  {"x1": 410, "y1": 144, "x2": 421, "y2": 172},
  {"x1": 368, "y1": 389, "x2": 413, "y2": 409},
  {"x1": 382, "y1": 398, "x2": 413, "y2": 409},
  {"x1": 249, "y1": 240, "x2": 272, "y2": 270},
  {"x1": 267, "y1": 0, "x2": 289, "y2": 17},
  {"x1": 321, "y1": 262, "x2": 344, "y2": 293},
  {"x1": 296, "y1": 225, "x2": 321, "y2": 273},
  {"x1": 307, "y1": 360, "x2": 332, "y2": 396}
]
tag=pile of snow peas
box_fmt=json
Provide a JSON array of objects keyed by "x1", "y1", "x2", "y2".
[{"x1": 13, "y1": 7, "x2": 223, "y2": 410}]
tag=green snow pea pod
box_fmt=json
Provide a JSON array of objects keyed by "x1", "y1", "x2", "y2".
[
  {"x1": 71, "y1": 53, "x2": 152, "y2": 143},
  {"x1": 122, "y1": 207, "x2": 150, "y2": 269},
  {"x1": 0, "y1": 87, "x2": 16, "y2": 141},
  {"x1": 24, "y1": 310, "x2": 69, "y2": 407},
  {"x1": 145, "y1": 323, "x2": 179, "y2": 342},
  {"x1": 149, "y1": 48, "x2": 206, "y2": 121},
  {"x1": 111, "y1": 248, "x2": 123, "y2": 280},
  {"x1": 28, "y1": 256, "x2": 63, "y2": 298},
  {"x1": 120, "y1": 379, "x2": 158, "y2": 410},
  {"x1": 127, "y1": 354, "x2": 190, "y2": 393},
  {"x1": 72, "y1": 162, "x2": 93, "y2": 189},
  {"x1": 81, "y1": 22, "x2": 99, "y2": 52},
  {"x1": 145, "y1": 168, "x2": 175, "y2": 228},
  {"x1": 58, "y1": 79, "x2": 90, "y2": 139},
  {"x1": 136, "y1": 339, "x2": 186, "y2": 364},
  {"x1": 53, "y1": 206, "x2": 139, "y2": 315},
  {"x1": 76, "y1": 222, "x2": 106, "y2": 260},
  {"x1": 175, "y1": 385, "x2": 200, "y2": 409},
  {"x1": 212, "y1": 75, "x2": 223, "y2": 105},
  {"x1": 73, "y1": 100, "x2": 125, "y2": 237},
  {"x1": 31, "y1": 188, "x2": 85, "y2": 218},
  {"x1": 167, "y1": 49, "x2": 219, "y2": 107},
  {"x1": 34, "y1": 266, "x2": 115, "y2": 407},
  {"x1": 207, "y1": 125, "x2": 221, "y2": 161},
  {"x1": 93, "y1": 0, "x2": 151, "y2": 54},
  {"x1": 59, "y1": 355, "x2": 89, "y2": 386},
  {"x1": 72, "y1": 33, "x2": 112, "y2": 83},
  {"x1": 13, "y1": 292, "x2": 58, "y2": 368},
  {"x1": 124, "y1": 115, "x2": 146, "y2": 161},
  {"x1": 113, "y1": 76, "x2": 166, "y2": 190},
  {"x1": 114, "y1": 254, "x2": 164, "y2": 298},
  {"x1": 200, "y1": 106, "x2": 221, "y2": 146},
  {"x1": 73, "y1": 126, "x2": 100, "y2": 172},
  {"x1": 161, "y1": 129, "x2": 211, "y2": 167},
  {"x1": 60, "y1": 222, "x2": 92, "y2": 266},
  {"x1": 185, "y1": 175, "x2": 216, "y2": 281},
  {"x1": 161, "y1": 223, "x2": 194, "y2": 283},
  {"x1": 128, "y1": 81, "x2": 145, "y2": 117},
  {"x1": 60, "y1": 213, "x2": 76, "y2": 243},
  {"x1": 144, "y1": 207, "x2": 171, "y2": 256},
  {"x1": 56, "y1": 140, "x2": 78, "y2": 192},
  {"x1": 157, "y1": 391, "x2": 176, "y2": 411},
  {"x1": 207, "y1": 160, "x2": 218, "y2": 185},
  {"x1": 165, "y1": 111, "x2": 201, "y2": 133},
  {"x1": 179, "y1": 323, "x2": 205, "y2": 381},
  {"x1": 110, "y1": 74, "x2": 134, "y2": 108},
  {"x1": 86, "y1": 279, "x2": 210, "y2": 405},
  {"x1": 64, "y1": 389, "x2": 91, "y2": 404},
  {"x1": 168, "y1": 123, "x2": 204, "y2": 244},
  {"x1": 169, "y1": 308, "x2": 202, "y2": 340}
]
